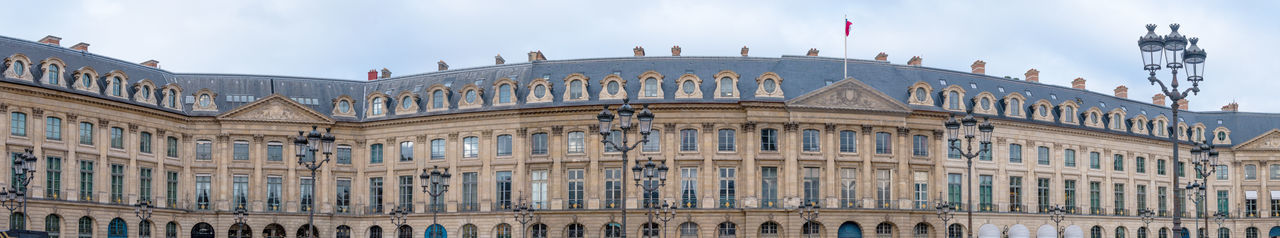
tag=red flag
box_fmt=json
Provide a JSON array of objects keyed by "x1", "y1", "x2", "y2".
[{"x1": 845, "y1": 18, "x2": 852, "y2": 36}]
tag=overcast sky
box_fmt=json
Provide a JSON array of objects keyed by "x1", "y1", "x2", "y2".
[{"x1": 4, "y1": 0, "x2": 1276, "y2": 112}]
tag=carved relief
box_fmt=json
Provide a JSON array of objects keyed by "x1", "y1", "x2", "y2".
[
  {"x1": 551, "y1": 126, "x2": 564, "y2": 135},
  {"x1": 787, "y1": 77, "x2": 910, "y2": 113},
  {"x1": 218, "y1": 95, "x2": 332, "y2": 124},
  {"x1": 741, "y1": 122, "x2": 756, "y2": 131}
]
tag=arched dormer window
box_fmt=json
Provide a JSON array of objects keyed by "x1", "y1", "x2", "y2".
[
  {"x1": 1130, "y1": 116, "x2": 1149, "y2": 135},
  {"x1": 133, "y1": 79, "x2": 157, "y2": 105},
  {"x1": 1002, "y1": 93, "x2": 1026, "y2": 118},
  {"x1": 941, "y1": 85, "x2": 966, "y2": 112},
  {"x1": 1031, "y1": 100, "x2": 1054, "y2": 122},
  {"x1": 331, "y1": 95, "x2": 356, "y2": 117},
  {"x1": 1152, "y1": 116, "x2": 1169, "y2": 137},
  {"x1": 675, "y1": 74, "x2": 702, "y2": 99},
  {"x1": 599, "y1": 74, "x2": 627, "y2": 100},
  {"x1": 1083, "y1": 107, "x2": 1105, "y2": 128},
  {"x1": 1108, "y1": 110, "x2": 1127, "y2": 131},
  {"x1": 366, "y1": 92, "x2": 388, "y2": 117},
  {"x1": 395, "y1": 91, "x2": 418, "y2": 115},
  {"x1": 108, "y1": 76, "x2": 125, "y2": 97},
  {"x1": 563, "y1": 73, "x2": 589, "y2": 101},
  {"x1": 1176, "y1": 122, "x2": 1189, "y2": 141},
  {"x1": 425, "y1": 84, "x2": 451, "y2": 112},
  {"x1": 493, "y1": 78, "x2": 517, "y2": 106},
  {"x1": 971, "y1": 92, "x2": 998, "y2": 115},
  {"x1": 1191, "y1": 124, "x2": 1206, "y2": 142},
  {"x1": 525, "y1": 77, "x2": 553, "y2": 103},
  {"x1": 160, "y1": 84, "x2": 182, "y2": 111},
  {"x1": 457, "y1": 83, "x2": 484, "y2": 109},
  {"x1": 713, "y1": 70, "x2": 740, "y2": 99},
  {"x1": 908, "y1": 82, "x2": 934, "y2": 106},
  {"x1": 638, "y1": 71, "x2": 664, "y2": 99},
  {"x1": 71, "y1": 66, "x2": 101, "y2": 93},
  {"x1": 1057, "y1": 101, "x2": 1080, "y2": 124},
  {"x1": 4, "y1": 53, "x2": 33, "y2": 81},
  {"x1": 754, "y1": 72, "x2": 784, "y2": 98},
  {"x1": 40, "y1": 57, "x2": 67, "y2": 87},
  {"x1": 193, "y1": 89, "x2": 218, "y2": 112},
  {"x1": 1211, "y1": 127, "x2": 1231, "y2": 144}
]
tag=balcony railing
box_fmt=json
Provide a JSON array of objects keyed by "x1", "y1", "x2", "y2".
[
  {"x1": 877, "y1": 200, "x2": 898, "y2": 209},
  {"x1": 427, "y1": 203, "x2": 445, "y2": 213},
  {"x1": 1158, "y1": 209, "x2": 1168, "y2": 217},
  {"x1": 603, "y1": 199, "x2": 623, "y2": 209},
  {"x1": 364, "y1": 204, "x2": 384, "y2": 214},
  {"x1": 978, "y1": 203, "x2": 994, "y2": 212},
  {"x1": 564, "y1": 200, "x2": 585, "y2": 210},
  {"x1": 760, "y1": 198, "x2": 779, "y2": 208},
  {"x1": 493, "y1": 201, "x2": 513, "y2": 211},
  {"x1": 1113, "y1": 208, "x2": 1128, "y2": 216},
  {"x1": 459, "y1": 202, "x2": 480, "y2": 212},
  {"x1": 1064, "y1": 206, "x2": 1080, "y2": 215},
  {"x1": 718, "y1": 199, "x2": 737, "y2": 209},
  {"x1": 913, "y1": 201, "x2": 931, "y2": 210},
  {"x1": 1091, "y1": 207, "x2": 1106, "y2": 215}
]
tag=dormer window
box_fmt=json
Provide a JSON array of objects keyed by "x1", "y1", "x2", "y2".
[
  {"x1": 763, "y1": 78, "x2": 777, "y2": 93},
  {"x1": 1063, "y1": 107, "x2": 1075, "y2": 123},
  {"x1": 675, "y1": 74, "x2": 702, "y2": 99},
  {"x1": 401, "y1": 96, "x2": 412, "y2": 109},
  {"x1": 1090, "y1": 113, "x2": 1098, "y2": 124},
  {"x1": 608, "y1": 81, "x2": 621, "y2": 95},
  {"x1": 713, "y1": 71, "x2": 740, "y2": 99},
  {"x1": 682, "y1": 81, "x2": 695, "y2": 94},
  {"x1": 754, "y1": 72, "x2": 784, "y2": 98},
  {"x1": 199, "y1": 94, "x2": 211, "y2": 107},
  {"x1": 371, "y1": 97, "x2": 384, "y2": 115},
  {"x1": 599, "y1": 75, "x2": 627, "y2": 100},
  {"x1": 193, "y1": 89, "x2": 218, "y2": 112},
  {"x1": 914, "y1": 88, "x2": 926, "y2": 102},
  {"x1": 338, "y1": 100, "x2": 351, "y2": 113},
  {"x1": 111, "y1": 77, "x2": 123, "y2": 97},
  {"x1": 13, "y1": 60, "x2": 23, "y2": 75},
  {"x1": 643, "y1": 78, "x2": 657, "y2": 97},
  {"x1": 718, "y1": 77, "x2": 733, "y2": 96},
  {"x1": 166, "y1": 89, "x2": 177, "y2": 108},
  {"x1": 637, "y1": 71, "x2": 664, "y2": 99},
  {"x1": 465, "y1": 90, "x2": 477, "y2": 104},
  {"x1": 1009, "y1": 98, "x2": 1022, "y2": 116},
  {"x1": 570, "y1": 80, "x2": 584, "y2": 99},
  {"x1": 432, "y1": 90, "x2": 446, "y2": 109},
  {"x1": 533, "y1": 85, "x2": 546, "y2": 98},
  {"x1": 526, "y1": 78, "x2": 552, "y2": 104},
  {"x1": 4, "y1": 54, "x2": 33, "y2": 81},
  {"x1": 1038, "y1": 105, "x2": 1047, "y2": 117},
  {"x1": 498, "y1": 84, "x2": 512, "y2": 104},
  {"x1": 141, "y1": 85, "x2": 152, "y2": 99},
  {"x1": 947, "y1": 91, "x2": 960, "y2": 110}
]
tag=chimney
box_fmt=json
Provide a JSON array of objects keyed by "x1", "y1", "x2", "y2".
[
  {"x1": 633, "y1": 46, "x2": 645, "y2": 57},
  {"x1": 495, "y1": 55, "x2": 505, "y2": 65},
  {"x1": 1113, "y1": 85, "x2": 1128, "y2": 98},
  {"x1": 527, "y1": 51, "x2": 546, "y2": 62},
  {"x1": 1221, "y1": 102, "x2": 1239, "y2": 112},
  {"x1": 740, "y1": 46, "x2": 749, "y2": 57},
  {"x1": 1152, "y1": 93, "x2": 1166, "y2": 106},
  {"x1": 140, "y1": 60, "x2": 159, "y2": 68},
  {"x1": 437, "y1": 60, "x2": 449, "y2": 71},
  {"x1": 380, "y1": 68, "x2": 392, "y2": 79},
  {"x1": 1071, "y1": 77, "x2": 1086, "y2": 89},
  {"x1": 1024, "y1": 69, "x2": 1040, "y2": 82},
  {"x1": 671, "y1": 46, "x2": 681, "y2": 56},
  {"x1": 367, "y1": 70, "x2": 378, "y2": 81},
  {"x1": 1177, "y1": 99, "x2": 1188, "y2": 110},
  {"x1": 874, "y1": 52, "x2": 888, "y2": 62},
  {"x1": 70, "y1": 42, "x2": 89, "y2": 51},
  {"x1": 806, "y1": 48, "x2": 819, "y2": 56},
  {"x1": 907, "y1": 56, "x2": 922, "y2": 66},
  {"x1": 971, "y1": 60, "x2": 986, "y2": 74},
  {"x1": 38, "y1": 35, "x2": 61, "y2": 46}
]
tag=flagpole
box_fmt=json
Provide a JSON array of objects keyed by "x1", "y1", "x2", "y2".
[{"x1": 843, "y1": 15, "x2": 848, "y2": 80}]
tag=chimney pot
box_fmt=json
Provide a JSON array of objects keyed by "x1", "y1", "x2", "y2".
[
  {"x1": 438, "y1": 60, "x2": 449, "y2": 71},
  {"x1": 671, "y1": 46, "x2": 681, "y2": 56},
  {"x1": 1024, "y1": 69, "x2": 1040, "y2": 82},
  {"x1": 740, "y1": 46, "x2": 749, "y2": 57},
  {"x1": 527, "y1": 51, "x2": 546, "y2": 62},
  {"x1": 971, "y1": 60, "x2": 986, "y2": 74},
  {"x1": 495, "y1": 54, "x2": 505, "y2": 65},
  {"x1": 874, "y1": 52, "x2": 888, "y2": 62},
  {"x1": 1221, "y1": 102, "x2": 1239, "y2": 112},
  {"x1": 1152, "y1": 93, "x2": 1166, "y2": 106},
  {"x1": 38, "y1": 35, "x2": 61, "y2": 46},
  {"x1": 1177, "y1": 99, "x2": 1188, "y2": 110},
  {"x1": 380, "y1": 68, "x2": 392, "y2": 79},
  {"x1": 1114, "y1": 85, "x2": 1128, "y2": 98},
  {"x1": 368, "y1": 70, "x2": 378, "y2": 81},
  {"x1": 806, "y1": 48, "x2": 819, "y2": 56},
  {"x1": 141, "y1": 60, "x2": 159, "y2": 68},
  {"x1": 70, "y1": 42, "x2": 89, "y2": 51},
  {"x1": 633, "y1": 46, "x2": 645, "y2": 57},
  {"x1": 1071, "y1": 77, "x2": 1086, "y2": 89},
  {"x1": 907, "y1": 56, "x2": 923, "y2": 66}
]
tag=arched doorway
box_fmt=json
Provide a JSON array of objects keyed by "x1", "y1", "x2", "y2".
[
  {"x1": 107, "y1": 218, "x2": 128, "y2": 238},
  {"x1": 978, "y1": 224, "x2": 1000, "y2": 238},
  {"x1": 839, "y1": 222, "x2": 863, "y2": 238},
  {"x1": 1009, "y1": 224, "x2": 1030, "y2": 238},
  {"x1": 192, "y1": 222, "x2": 216, "y2": 238},
  {"x1": 1268, "y1": 227, "x2": 1279, "y2": 238},
  {"x1": 1064, "y1": 225, "x2": 1084, "y2": 238},
  {"x1": 1037, "y1": 225, "x2": 1057, "y2": 238},
  {"x1": 263, "y1": 224, "x2": 286, "y2": 238},
  {"x1": 1182, "y1": 228, "x2": 1191, "y2": 238},
  {"x1": 298, "y1": 224, "x2": 319, "y2": 238},
  {"x1": 229, "y1": 222, "x2": 253, "y2": 238},
  {"x1": 426, "y1": 224, "x2": 446, "y2": 238}
]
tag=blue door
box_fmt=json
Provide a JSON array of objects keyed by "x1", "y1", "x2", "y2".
[
  {"x1": 426, "y1": 224, "x2": 447, "y2": 238},
  {"x1": 839, "y1": 222, "x2": 862, "y2": 238},
  {"x1": 107, "y1": 218, "x2": 128, "y2": 238},
  {"x1": 1182, "y1": 228, "x2": 1191, "y2": 238},
  {"x1": 1268, "y1": 227, "x2": 1280, "y2": 238}
]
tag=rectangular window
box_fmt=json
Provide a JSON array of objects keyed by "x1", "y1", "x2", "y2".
[
  {"x1": 196, "y1": 140, "x2": 212, "y2": 160},
  {"x1": 45, "y1": 156, "x2": 61, "y2": 200},
  {"x1": 1037, "y1": 146, "x2": 1050, "y2": 165},
  {"x1": 803, "y1": 167, "x2": 821, "y2": 206},
  {"x1": 530, "y1": 170, "x2": 548, "y2": 209},
  {"x1": 9, "y1": 112, "x2": 25, "y2": 136},
  {"x1": 803, "y1": 129, "x2": 821, "y2": 152},
  {"x1": 761, "y1": 167, "x2": 778, "y2": 208},
  {"x1": 1009, "y1": 176, "x2": 1023, "y2": 211},
  {"x1": 1158, "y1": 159, "x2": 1167, "y2": 175},
  {"x1": 232, "y1": 175, "x2": 247, "y2": 209},
  {"x1": 875, "y1": 132, "x2": 892, "y2": 154},
  {"x1": 1089, "y1": 182, "x2": 1101, "y2": 214},
  {"x1": 1158, "y1": 187, "x2": 1168, "y2": 216},
  {"x1": 336, "y1": 179, "x2": 350, "y2": 213},
  {"x1": 1272, "y1": 165, "x2": 1280, "y2": 180},
  {"x1": 368, "y1": 143, "x2": 382, "y2": 163},
  {"x1": 606, "y1": 130, "x2": 622, "y2": 153},
  {"x1": 79, "y1": 161, "x2": 94, "y2": 201},
  {"x1": 398, "y1": 175, "x2": 413, "y2": 210},
  {"x1": 979, "y1": 143, "x2": 991, "y2": 161},
  {"x1": 646, "y1": 173, "x2": 662, "y2": 208},
  {"x1": 110, "y1": 127, "x2": 123, "y2": 149},
  {"x1": 1064, "y1": 180, "x2": 1077, "y2": 213},
  {"x1": 1179, "y1": 161, "x2": 1187, "y2": 177},
  {"x1": 1113, "y1": 154, "x2": 1124, "y2": 171},
  {"x1": 642, "y1": 130, "x2": 661, "y2": 152},
  {"x1": 912, "y1": 135, "x2": 928, "y2": 156},
  {"x1": 948, "y1": 140, "x2": 962, "y2": 159},
  {"x1": 233, "y1": 141, "x2": 249, "y2": 160},
  {"x1": 166, "y1": 172, "x2": 178, "y2": 208},
  {"x1": 1245, "y1": 198, "x2": 1257, "y2": 217},
  {"x1": 430, "y1": 139, "x2": 445, "y2": 159},
  {"x1": 496, "y1": 134, "x2": 512, "y2": 156},
  {"x1": 268, "y1": 142, "x2": 284, "y2": 161},
  {"x1": 461, "y1": 172, "x2": 478, "y2": 211},
  {"x1": 166, "y1": 137, "x2": 178, "y2": 158},
  {"x1": 1114, "y1": 183, "x2": 1126, "y2": 214},
  {"x1": 760, "y1": 129, "x2": 778, "y2": 152},
  {"x1": 138, "y1": 132, "x2": 152, "y2": 154},
  {"x1": 1246, "y1": 165, "x2": 1257, "y2": 180},
  {"x1": 718, "y1": 167, "x2": 736, "y2": 208},
  {"x1": 1216, "y1": 165, "x2": 1228, "y2": 180},
  {"x1": 1037, "y1": 178, "x2": 1050, "y2": 213},
  {"x1": 45, "y1": 116, "x2": 61, "y2": 140},
  {"x1": 368, "y1": 177, "x2": 383, "y2": 213},
  {"x1": 1136, "y1": 157, "x2": 1146, "y2": 173},
  {"x1": 839, "y1": 130, "x2": 857, "y2": 153},
  {"x1": 495, "y1": 171, "x2": 512, "y2": 210},
  {"x1": 567, "y1": 131, "x2": 585, "y2": 154},
  {"x1": 914, "y1": 171, "x2": 929, "y2": 209},
  {"x1": 1064, "y1": 149, "x2": 1076, "y2": 167},
  {"x1": 566, "y1": 170, "x2": 584, "y2": 209},
  {"x1": 1137, "y1": 185, "x2": 1147, "y2": 211},
  {"x1": 604, "y1": 168, "x2": 622, "y2": 208},
  {"x1": 196, "y1": 175, "x2": 211, "y2": 210},
  {"x1": 680, "y1": 167, "x2": 698, "y2": 208},
  {"x1": 1217, "y1": 190, "x2": 1229, "y2": 213},
  {"x1": 1009, "y1": 144, "x2": 1022, "y2": 163},
  {"x1": 110, "y1": 164, "x2": 124, "y2": 203},
  {"x1": 948, "y1": 173, "x2": 962, "y2": 205},
  {"x1": 336, "y1": 146, "x2": 351, "y2": 164},
  {"x1": 139, "y1": 168, "x2": 153, "y2": 203},
  {"x1": 267, "y1": 176, "x2": 282, "y2": 212},
  {"x1": 979, "y1": 175, "x2": 993, "y2": 211},
  {"x1": 400, "y1": 141, "x2": 414, "y2": 161},
  {"x1": 1273, "y1": 199, "x2": 1280, "y2": 217},
  {"x1": 718, "y1": 129, "x2": 736, "y2": 152},
  {"x1": 301, "y1": 177, "x2": 314, "y2": 212},
  {"x1": 840, "y1": 168, "x2": 858, "y2": 208},
  {"x1": 79, "y1": 122, "x2": 93, "y2": 145},
  {"x1": 876, "y1": 169, "x2": 892, "y2": 208},
  {"x1": 531, "y1": 133, "x2": 548, "y2": 155},
  {"x1": 1090, "y1": 152, "x2": 1101, "y2": 169},
  {"x1": 463, "y1": 136, "x2": 479, "y2": 158},
  {"x1": 680, "y1": 129, "x2": 698, "y2": 151}
]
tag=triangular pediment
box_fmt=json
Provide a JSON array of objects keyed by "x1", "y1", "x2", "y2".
[
  {"x1": 217, "y1": 94, "x2": 334, "y2": 124},
  {"x1": 1233, "y1": 129, "x2": 1280, "y2": 150},
  {"x1": 786, "y1": 77, "x2": 911, "y2": 113}
]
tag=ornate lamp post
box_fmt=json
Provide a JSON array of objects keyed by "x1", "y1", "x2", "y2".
[
  {"x1": 0, "y1": 148, "x2": 37, "y2": 230},
  {"x1": 1137, "y1": 23, "x2": 1208, "y2": 238},
  {"x1": 1140, "y1": 208, "x2": 1155, "y2": 235},
  {"x1": 799, "y1": 202, "x2": 820, "y2": 238},
  {"x1": 389, "y1": 205, "x2": 410, "y2": 233},
  {"x1": 135, "y1": 200, "x2": 155, "y2": 237},
  {"x1": 1186, "y1": 183, "x2": 1206, "y2": 238},
  {"x1": 231, "y1": 203, "x2": 248, "y2": 238},
  {"x1": 1190, "y1": 143, "x2": 1219, "y2": 232},
  {"x1": 598, "y1": 98, "x2": 656, "y2": 238},
  {"x1": 945, "y1": 114, "x2": 994, "y2": 238},
  {"x1": 294, "y1": 126, "x2": 335, "y2": 238},
  {"x1": 1048, "y1": 205, "x2": 1068, "y2": 238},
  {"x1": 936, "y1": 197, "x2": 956, "y2": 228},
  {"x1": 420, "y1": 165, "x2": 451, "y2": 237},
  {"x1": 1212, "y1": 211, "x2": 1228, "y2": 237},
  {"x1": 633, "y1": 157, "x2": 669, "y2": 238},
  {"x1": 513, "y1": 197, "x2": 538, "y2": 238},
  {"x1": 652, "y1": 201, "x2": 677, "y2": 238}
]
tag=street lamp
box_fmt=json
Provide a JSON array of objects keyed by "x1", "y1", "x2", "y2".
[
  {"x1": 389, "y1": 205, "x2": 410, "y2": 234},
  {"x1": 1190, "y1": 142, "x2": 1219, "y2": 235},
  {"x1": 633, "y1": 156, "x2": 668, "y2": 238},
  {"x1": 513, "y1": 197, "x2": 538, "y2": 238},
  {"x1": 1186, "y1": 182, "x2": 1206, "y2": 238},
  {"x1": 945, "y1": 114, "x2": 994, "y2": 238},
  {"x1": 799, "y1": 202, "x2": 820, "y2": 238},
  {"x1": 598, "y1": 98, "x2": 656, "y2": 238},
  {"x1": 1212, "y1": 211, "x2": 1228, "y2": 237},
  {"x1": 935, "y1": 196, "x2": 956, "y2": 227},
  {"x1": 0, "y1": 148, "x2": 37, "y2": 231},
  {"x1": 1138, "y1": 23, "x2": 1208, "y2": 238},
  {"x1": 1140, "y1": 208, "x2": 1155, "y2": 235},
  {"x1": 135, "y1": 200, "x2": 155, "y2": 238},
  {"x1": 294, "y1": 126, "x2": 335, "y2": 238},
  {"x1": 651, "y1": 201, "x2": 676, "y2": 238},
  {"x1": 231, "y1": 204, "x2": 247, "y2": 238},
  {"x1": 1048, "y1": 205, "x2": 1068, "y2": 238},
  {"x1": 420, "y1": 165, "x2": 451, "y2": 237}
]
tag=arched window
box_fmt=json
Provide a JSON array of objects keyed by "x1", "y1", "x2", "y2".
[
  {"x1": 13, "y1": 60, "x2": 25, "y2": 75},
  {"x1": 645, "y1": 78, "x2": 659, "y2": 97},
  {"x1": 336, "y1": 225, "x2": 351, "y2": 238},
  {"x1": 533, "y1": 84, "x2": 546, "y2": 98},
  {"x1": 1244, "y1": 227, "x2": 1257, "y2": 238},
  {"x1": 142, "y1": 85, "x2": 152, "y2": 99},
  {"x1": 604, "y1": 223, "x2": 622, "y2": 238},
  {"x1": 1091, "y1": 226, "x2": 1103, "y2": 238},
  {"x1": 111, "y1": 77, "x2": 123, "y2": 96},
  {"x1": 44, "y1": 214, "x2": 60, "y2": 237},
  {"x1": 198, "y1": 94, "x2": 212, "y2": 108},
  {"x1": 9, "y1": 212, "x2": 24, "y2": 230},
  {"x1": 166, "y1": 222, "x2": 178, "y2": 238},
  {"x1": 401, "y1": 96, "x2": 412, "y2": 109},
  {"x1": 368, "y1": 226, "x2": 382, "y2": 238},
  {"x1": 876, "y1": 223, "x2": 894, "y2": 238},
  {"x1": 1064, "y1": 107, "x2": 1075, "y2": 122},
  {"x1": 396, "y1": 225, "x2": 412, "y2": 238},
  {"x1": 426, "y1": 224, "x2": 445, "y2": 238},
  {"x1": 460, "y1": 224, "x2": 478, "y2": 238},
  {"x1": 49, "y1": 65, "x2": 63, "y2": 85},
  {"x1": 166, "y1": 89, "x2": 177, "y2": 108},
  {"x1": 264, "y1": 224, "x2": 285, "y2": 238},
  {"x1": 607, "y1": 81, "x2": 620, "y2": 95},
  {"x1": 432, "y1": 90, "x2": 445, "y2": 108},
  {"x1": 498, "y1": 84, "x2": 512, "y2": 103},
  {"x1": 495, "y1": 223, "x2": 512, "y2": 238},
  {"x1": 914, "y1": 223, "x2": 931, "y2": 238},
  {"x1": 569, "y1": 80, "x2": 584, "y2": 99},
  {"x1": 762, "y1": 78, "x2": 778, "y2": 93},
  {"x1": 465, "y1": 90, "x2": 477, "y2": 104},
  {"x1": 371, "y1": 97, "x2": 384, "y2": 115},
  {"x1": 642, "y1": 223, "x2": 660, "y2": 237},
  {"x1": 717, "y1": 222, "x2": 737, "y2": 238},
  {"x1": 682, "y1": 80, "x2": 696, "y2": 95},
  {"x1": 1218, "y1": 228, "x2": 1230, "y2": 238},
  {"x1": 77, "y1": 217, "x2": 93, "y2": 238},
  {"x1": 565, "y1": 223, "x2": 584, "y2": 238},
  {"x1": 1140, "y1": 227, "x2": 1150, "y2": 238},
  {"x1": 1160, "y1": 228, "x2": 1168, "y2": 238},
  {"x1": 1117, "y1": 226, "x2": 1128, "y2": 238},
  {"x1": 680, "y1": 222, "x2": 700, "y2": 238},
  {"x1": 529, "y1": 224, "x2": 548, "y2": 238},
  {"x1": 914, "y1": 88, "x2": 927, "y2": 102},
  {"x1": 948, "y1": 224, "x2": 964, "y2": 238},
  {"x1": 108, "y1": 218, "x2": 127, "y2": 237},
  {"x1": 759, "y1": 222, "x2": 779, "y2": 238},
  {"x1": 948, "y1": 91, "x2": 960, "y2": 109},
  {"x1": 1039, "y1": 104, "x2": 1048, "y2": 117},
  {"x1": 980, "y1": 97, "x2": 991, "y2": 111},
  {"x1": 140, "y1": 220, "x2": 152, "y2": 238},
  {"x1": 1010, "y1": 98, "x2": 1022, "y2": 116},
  {"x1": 803, "y1": 222, "x2": 822, "y2": 238},
  {"x1": 719, "y1": 77, "x2": 734, "y2": 97}
]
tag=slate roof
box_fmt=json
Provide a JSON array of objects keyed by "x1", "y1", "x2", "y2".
[{"x1": 2, "y1": 35, "x2": 1277, "y2": 146}]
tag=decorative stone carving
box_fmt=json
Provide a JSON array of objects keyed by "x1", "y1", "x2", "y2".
[
  {"x1": 355, "y1": 139, "x2": 366, "y2": 147},
  {"x1": 156, "y1": 129, "x2": 166, "y2": 136},
  {"x1": 128, "y1": 123, "x2": 139, "y2": 133},
  {"x1": 825, "y1": 123, "x2": 837, "y2": 132},
  {"x1": 588, "y1": 125, "x2": 600, "y2": 133},
  {"x1": 783, "y1": 123, "x2": 799, "y2": 132},
  {"x1": 551, "y1": 126, "x2": 564, "y2": 135},
  {"x1": 32, "y1": 108, "x2": 43, "y2": 117},
  {"x1": 66, "y1": 113, "x2": 77, "y2": 121},
  {"x1": 933, "y1": 130, "x2": 944, "y2": 138},
  {"x1": 786, "y1": 77, "x2": 911, "y2": 113},
  {"x1": 253, "y1": 134, "x2": 264, "y2": 142},
  {"x1": 741, "y1": 122, "x2": 756, "y2": 131},
  {"x1": 217, "y1": 94, "x2": 332, "y2": 124},
  {"x1": 702, "y1": 123, "x2": 715, "y2": 132},
  {"x1": 0, "y1": 103, "x2": 7, "y2": 111},
  {"x1": 664, "y1": 123, "x2": 677, "y2": 132},
  {"x1": 862, "y1": 126, "x2": 873, "y2": 134},
  {"x1": 181, "y1": 133, "x2": 192, "y2": 141},
  {"x1": 98, "y1": 119, "x2": 110, "y2": 126},
  {"x1": 482, "y1": 130, "x2": 493, "y2": 137},
  {"x1": 897, "y1": 127, "x2": 910, "y2": 134},
  {"x1": 517, "y1": 128, "x2": 529, "y2": 137},
  {"x1": 448, "y1": 133, "x2": 459, "y2": 140},
  {"x1": 416, "y1": 135, "x2": 428, "y2": 143}
]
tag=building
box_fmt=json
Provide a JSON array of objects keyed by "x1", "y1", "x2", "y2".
[{"x1": 1, "y1": 36, "x2": 1278, "y2": 238}]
